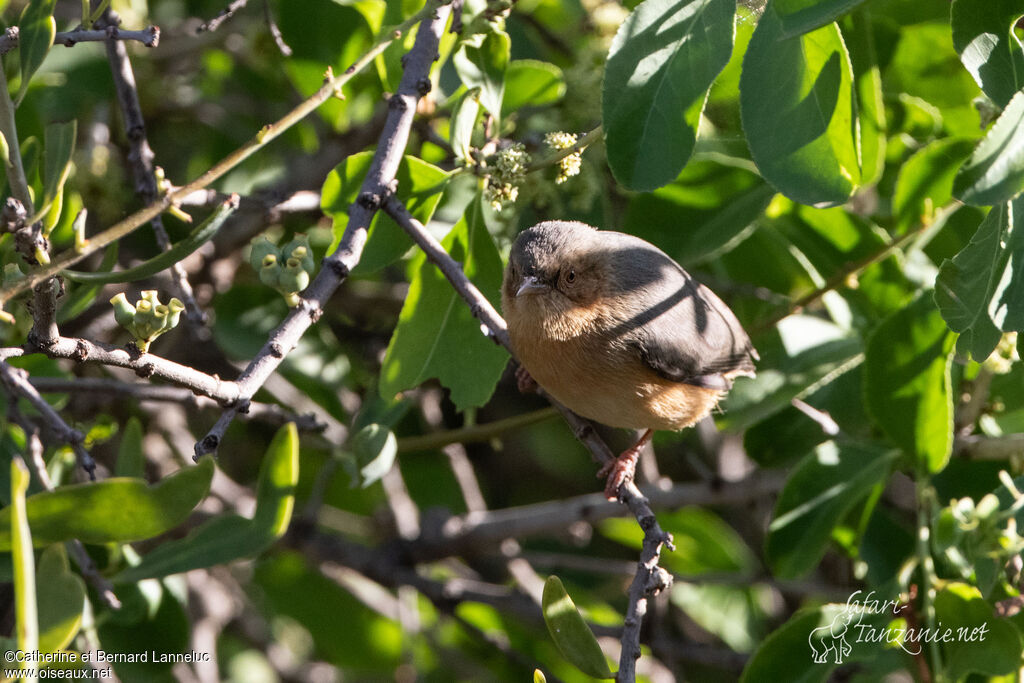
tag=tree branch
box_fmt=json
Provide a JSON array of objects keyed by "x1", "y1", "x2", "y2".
[
  {"x1": 97, "y1": 8, "x2": 205, "y2": 330},
  {"x1": 54, "y1": 26, "x2": 160, "y2": 48},
  {"x1": 193, "y1": 0, "x2": 455, "y2": 459}
]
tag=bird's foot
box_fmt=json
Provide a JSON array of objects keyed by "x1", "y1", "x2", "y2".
[
  {"x1": 597, "y1": 429, "x2": 653, "y2": 501},
  {"x1": 515, "y1": 364, "x2": 538, "y2": 394}
]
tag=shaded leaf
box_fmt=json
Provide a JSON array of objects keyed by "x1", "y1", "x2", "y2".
[
  {"x1": 622, "y1": 160, "x2": 774, "y2": 266},
  {"x1": 936, "y1": 582, "x2": 1023, "y2": 679},
  {"x1": 450, "y1": 87, "x2": 480, "y2": 162},
  {"x1": 58, "y1": 243, "x2": 118, "y2": 323},
  {"x1": 16, "y1": 0, "x2": 56, "y2": 105},
  {"x1": 114, "y1": 424, "x2": 298, "y2": 582},
  {"x1": 740, "y1": 8, "x2": 860, "y2": 207},
  {"x1": 36, "y1": 545, "x2": 84, "y2": 654},
  {"x1": 503, "y1": 60, "x2": 565, "y2": 114},
  {"x1": 935, "y1": 198, "x2": 1024, "y2": 361},
  {"x1": 892, "y1": 138, "x2": 976, "y2": 233},
  {"x1": 37, "y1": 120, "x2": 76, "y2": 232},
  {"x1": 115, "y1": 416, "x2": 145, "y2": 479},
  {"x1": 380, "y1": 194, "x2": 509, "y2": 410},
  {"x1": 602, "y1": 0, "x2": 735, "y2": 191},
  {"x1": 767, "y1": 441, "x2": 896, "y2": 578},
  {"x1": 954, "y1": 89, "x2": 1024, "y2": 206},
  {"x1": 453, "y1": 30, "x2": 510, "y2": 121},
  {"x1": 951, "y1": 0, "x2": 1024, "y2": 108},
  {"x1": 0, "y1": 457, "x2": 214, "y2": 550},
  {"x1": 863, "y1": 294, "x2": 955, "y2": 472},
  {"x1": 321, "y1": 153, "x2": 448, "y2": 274},
  {"x1": 541, "y1": 576, "x2": 614, "y2": 679},
  {"x1": 775, "y1": 0, "x2": 867, "y2": 38}
]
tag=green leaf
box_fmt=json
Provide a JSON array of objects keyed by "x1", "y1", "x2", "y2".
[
  {"x1": 63, "y1": 197, "x2": 239, "y2": 283},
  {"x1": 16, "y1": 0, "x2": 56, "y2": 106},
  {"x1": 842, "y1": 8, "x2": 886, "y2": 187},
  {"x1": 541, "y1": 576, "x2": 614, "y2": 679},
  {"x1": 10, "y1": 458, "x2": 37, "y2": 671},
  {"x1": 36, "y1": 545, "x2": 84, "y2": 654},
  {"x1": 502, "y1": 60, "x2": 565, "y2": 114},
  {"x1": 379, "y1": 194, "x2": 509, "y2": 410},
  {"x1": 766, "y1": 441, "x2": 896, "y2": 578},
  {"x1": 774, "y1": 0, "x2": 867, "y2": 38},
  {"x1": 0, "y1": 456, "x2": 215, "y2": 550},
  {"x1": 935, "y1": 199, "x2": 1024, "y2": 361},
  {"x1": 115, "y1": 416, "x2": 145, "y2": 478},
  {"x1": 935, "y1": 582, "x2": 1023, "y2": 679},
  {"x1": 321, "y1": 153, "x2": 448, "y2": 274},
  {"x1": 739, "y1": 8, "x2": 860, "y2": 208},
  {"x1": 863, "y1": 294, "x2": 955, "y2": 472},
  {"x1": 450, "y1": 87, "x2": 481, "y2": 163},
  {"x1": 622, "y1": 160, "x2": 774, "y2": 266},
  {"x1": 954, "y1": 89, "x2": 1024, "y2": 206},
  {"x1": 36, "y1": 120, "x2": 76, "y2": 232},
  {"x1": 892, "y1": 138, "x2": 976, "y2": 233},
  {"x1": 114, "y1": 424, "x2": 298, "y2": 582},
  {"x1": 602, "y1": 0, "x2": 735, "y2": 192},
  {"x1": 453, "y1": 29, "x2": 510, "y2": 121},
  {"x1": 951, "y1": 0, "x2": 1024, "y2": 108},
  {"x1": 347, "y1": 423, "x2": 397, "y2": 488}
]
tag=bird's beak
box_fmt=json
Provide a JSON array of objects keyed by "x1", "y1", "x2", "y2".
[{"x1": 516, "y1": 276, "x2": 549, "y2": 297}]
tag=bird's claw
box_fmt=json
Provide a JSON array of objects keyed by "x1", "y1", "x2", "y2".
[{"x1": 598, "y1": 448, "x2": 641, "y2": 501}]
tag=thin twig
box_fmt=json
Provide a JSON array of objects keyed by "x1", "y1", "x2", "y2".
[
  {"x1": 0, "y1": 362, "x2": 96, "y2": 478},
  {"x1": 6, "y1": 400, "x2": 121, "y2": 609},
  {"x1": 397, "y1": 406, "x2": 558, "y2": 453},
  {"x1": 261, "y1": 0, "x2": 292, "y2": 56},
  {"x1": 193, "y1": 0, "x2": 455, "y2": 459},
  {"x1": 98, "y1": 8, "x2": 206, "y2": 330},
  {"x1": 197, "y1": 0, "x2": 249, "y2": 33},
  {"x1": 55, "y1": 26, "x2": 160, "y2": 48}
]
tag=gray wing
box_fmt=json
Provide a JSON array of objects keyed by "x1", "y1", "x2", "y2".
[{"x1": 603, "y1": 237, "x2": 757, "y2": 391}]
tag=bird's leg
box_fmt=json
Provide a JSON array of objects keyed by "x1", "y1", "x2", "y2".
[
  {"x1": 598, "y1": 429, "x2": 653, "y2": 500},
  {"x1": 515, "y1": 364, "x2": 538, "y2": 394}
]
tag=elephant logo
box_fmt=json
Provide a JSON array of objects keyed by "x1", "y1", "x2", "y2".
[{"x1": 808, "y1": 608, "x2": 856, "y2": 664}]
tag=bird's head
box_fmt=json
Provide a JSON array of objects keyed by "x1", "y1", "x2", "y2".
[{"x1": 502, "y1": 221, "x2": 613, "y2": 339}]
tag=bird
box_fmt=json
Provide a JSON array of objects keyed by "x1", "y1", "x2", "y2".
[{"x1": 501, "y1": 220, "x2": 758, "y2": 500}]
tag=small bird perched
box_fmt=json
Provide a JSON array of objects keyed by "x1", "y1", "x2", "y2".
[{"x1": 502, "y1": 221, "x2": 757, "y2": 500}]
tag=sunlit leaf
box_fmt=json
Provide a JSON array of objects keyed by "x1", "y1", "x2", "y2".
[
  {"x1": 454, "y1": 29, "x2": 510, "y2": 121},
  {"x1": 863, "y1": 294, "x2": 955, "y2": 472},
  {"x1": 951, "y1": 0, "x2": 1024, "y2": 108},
  {"x1": 36, "y1": 545, "x2": 83, "y2": 654},
  {"x1": 0, "y1": 457, "x2": 214, "y2": 550},
  {"x1": 602, "y1": 0, "x2": 734, "y2": 191},
  {"x1": 954, "y1": 89, "x2": 1024, "y2": 206},
  {"x1": 541, "y1": 576, "x2": 614, "y2": 679},
  {"x1": 740, "y1": 8, "x2": 860, "y2": 207},
  {"x1": 503, "y1": 60, "x2": 565, "y2": 114},
  {"x1": 16, "y1": 0, "x2": 56, "y2": 105},
  {"x1": 114, "y1": 424, "x2": 298, "y2": 582}
]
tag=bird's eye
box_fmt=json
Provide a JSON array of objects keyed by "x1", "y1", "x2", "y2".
[{"x1": 565, "y1": 269, "x2": 576, "y2": 284}]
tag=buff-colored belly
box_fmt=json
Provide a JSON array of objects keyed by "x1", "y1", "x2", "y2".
[{"x1": 511, "y1": 332, "x2": 721, "y2": 431}]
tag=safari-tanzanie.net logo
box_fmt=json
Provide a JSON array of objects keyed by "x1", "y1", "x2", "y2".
[{"x1": 809, "y1": 590, "x2": 990, "y2": 664}]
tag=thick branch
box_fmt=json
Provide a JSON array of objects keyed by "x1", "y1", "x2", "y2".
[
  {"x1": 36, "y1": 336, "x2": 241, "y2": 404},
  {"x1": 194, "y1": 0, "x2": 454, "y2": 458}
]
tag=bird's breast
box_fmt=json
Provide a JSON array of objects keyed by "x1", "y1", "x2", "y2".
[{"x1": 507, "y1": 309, "x2": 721, "y2": 431}]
